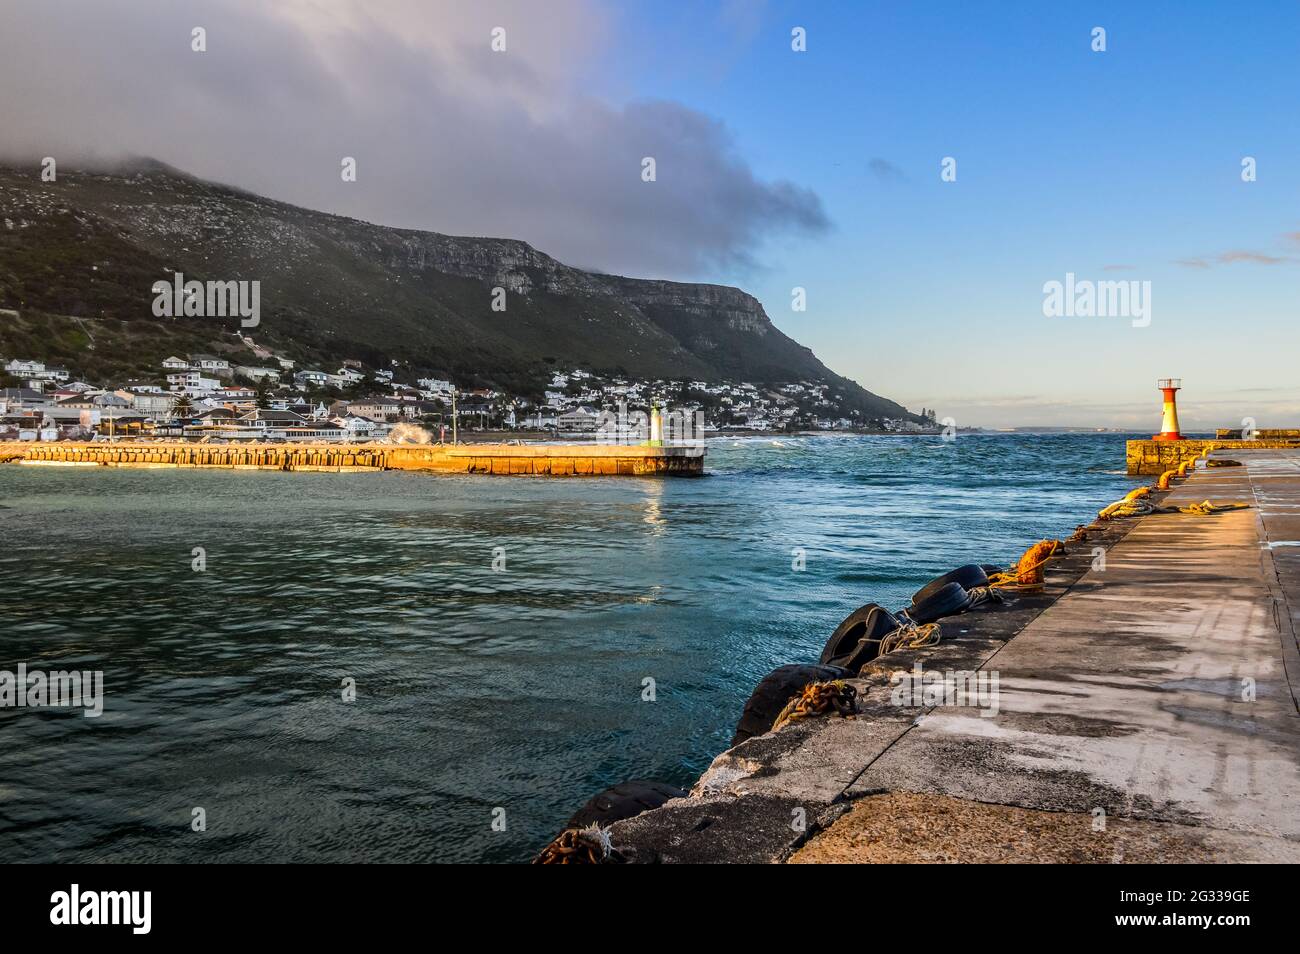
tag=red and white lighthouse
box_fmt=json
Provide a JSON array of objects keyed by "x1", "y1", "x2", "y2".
[{"x1": 1152, "y1": 378, "x2": 1183, "y2": 441}]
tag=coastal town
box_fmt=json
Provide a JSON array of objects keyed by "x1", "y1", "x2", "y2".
[{"x1": 0, "y1": 340, "x2": 938, "y2": 442}]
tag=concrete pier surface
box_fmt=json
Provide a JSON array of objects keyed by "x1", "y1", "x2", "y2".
[{"x1": 609, "y1": 447, "x2": 1300, "y2": 863}]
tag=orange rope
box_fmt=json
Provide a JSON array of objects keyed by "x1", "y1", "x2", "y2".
[
  {"x1": 771, "y1": 680, "x2": 858, "y2": 732},
  {"x1": 988, "y1": 539, "x2": 1065, "y2": 589}
]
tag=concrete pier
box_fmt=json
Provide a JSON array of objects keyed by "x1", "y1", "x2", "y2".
[
  {"x1": 1, "y1": 440, "x2": 705, "y2": 476},
  {"x1": 1126, "y1": 435, "x2": 1300, "y2": 474},
  {"x1": 607, "y1": 447, "x2": 1300, "y2": 862}
]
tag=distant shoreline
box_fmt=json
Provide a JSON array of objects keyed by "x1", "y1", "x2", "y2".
[{"x1": 451, "y1": 427, "x2": 1149, "y2": 443}]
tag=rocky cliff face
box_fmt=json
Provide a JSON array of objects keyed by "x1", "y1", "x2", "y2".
[
  {"x1": 367, "y1": 222, "x2": 775, "y2": 337},
  {"x1": 0, "y1": 159, "x2": 915, "y2": 419}
]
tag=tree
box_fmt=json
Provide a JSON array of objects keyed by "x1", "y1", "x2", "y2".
[{"x1": 172, "y1": 393, "x2": 195, "y2": 419}]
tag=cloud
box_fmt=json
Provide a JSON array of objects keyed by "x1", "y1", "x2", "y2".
[
  {"x1": 1102, "y1": 264, "x2": 1136, "y2": 271},
  {"x1": 1216, "y1": 250, "x2": 1288, "y2": 265},
  {"x1": 903, "y1": 391, "x2": 1300, "y2": 429},
  {"x1": 0, "y1": 0, "x2": 828, "y2": 279},
  {"x1": 1176, "y1": 250, "x2": 1291, "y2": 268},
  {"x1": 868, "y1": 158, "x2": 907, "y2": 182}
]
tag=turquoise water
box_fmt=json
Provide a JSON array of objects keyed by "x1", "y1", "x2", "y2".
[{"x1": 0, "y1": 434, "x2": 1140, "y2": 862}]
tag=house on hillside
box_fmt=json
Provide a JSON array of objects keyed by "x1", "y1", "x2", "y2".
[
  {"x1": 557, "y1": 408, "x2": 600, "y2": 433},
  {"x1": 116, "y1": 390, "x2": 175, "y2": 415},
  {"x1": 234, "y1": 365, "x2": 281, "y2": 382},
  {"x1": 189, "y1": 355, "x2": 231, "y2": 375},
  {"x1": 349, "y1": 398, "x2": 400, "y2": 422},
  {"x1": 334, "y1": 415, "x2": 379, "y2": 438}
]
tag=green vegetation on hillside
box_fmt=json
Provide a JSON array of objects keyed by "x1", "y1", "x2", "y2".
[
  {"x1": 0, "y1": 310, "x2": 226, "y2": 385},
  {"x1": 0, "y1": 161, "x2": 919, "y2": 419}
]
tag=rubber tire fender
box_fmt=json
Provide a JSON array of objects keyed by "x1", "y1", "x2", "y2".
[
  {"x1": 902, "y1": 581, "x2": 972, "y2": 625},
  {"x1": 911, "y1": 564, "x2": 989, "y2": 605},
  {"x1": 566, "y1": 780, "x2": 687, "y2": 828},
  {"x1": 731, "y1": 663, "x2": 853, "y2": 747},
  {"x1": 818, "y1": 602, "x2": 898, "y2": 666}
]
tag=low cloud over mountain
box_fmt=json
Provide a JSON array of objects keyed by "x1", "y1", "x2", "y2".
[{"x1": 0, "y1": 0, "x2": 828, "y2": 279}]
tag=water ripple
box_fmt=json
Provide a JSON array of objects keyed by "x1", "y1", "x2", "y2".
[{"x1": 0, "y1": 433, "x2": 1139, "y2": 861}]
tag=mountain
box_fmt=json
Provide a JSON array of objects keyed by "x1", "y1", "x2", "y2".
[{"x1": 0, "y1": 158, "x2": 916, "y2": 419}]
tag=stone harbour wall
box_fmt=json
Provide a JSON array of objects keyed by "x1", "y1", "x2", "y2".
[
  {"x1": 4, "y1": 441, "x2": 706, "y2": 477},
  {"x1": 1125, "y1": 438, "x2": 1300, "y2": 475}
]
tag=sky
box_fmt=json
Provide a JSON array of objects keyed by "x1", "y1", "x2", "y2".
[{"x1": 1, "y1": 0, "x2": 1296, "y2": 428}]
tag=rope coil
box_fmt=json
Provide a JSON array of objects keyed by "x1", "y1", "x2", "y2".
[
  {"x1": 1099, "y1": 489, "x2": 1250, "y2": 520},
  {"x1": 1177, "y1": 499, "x2": 1249, "y2": 515},
  {"x1": 770, "y1": 680, "x2": 858, "y2": 733},
  {"x1": 988, "y1": 539, "x2": 1065, "y2": 589},
  {"x1": 867, "y1": 620, "x2": 942, "y2": 659},
  {"x1": 533, "y1": 824, "x2": 621, "y2": 864},
  {"x1": 1067, "y1": 522, "x2": 1105, "y2": 543},
  {"x1": 1099, "y1": 498, "x2": 1156, "y2": 519},
  {"x1": 965, "y1": 586, "x2": 1007, "y2": 610}
]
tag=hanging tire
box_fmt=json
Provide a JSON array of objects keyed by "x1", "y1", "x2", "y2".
[
  {"x1": 566, "y1": 780, "x2": 687, "y2": 828},
  {"x1": 819, "y1": 603, "x2": 900, "y2": 669},
  {"x1": 731, "y1": 663, "x2": 852, "y2": 747},
  {"x1": 902, "y1": 581, "x2": 973, "y2": 624},
  {"x1": 911, "y1": 564, "x2": 989, "y2": 605}
]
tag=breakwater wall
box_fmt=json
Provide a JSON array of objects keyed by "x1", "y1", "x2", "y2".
[
  {"x1": 1125, "y1": 437, "x2": 1300, "y2": 475},
  {"x1": 1216, "y1": 428, "x2": 1300, "y2": 440},
  {"x1": 2, "y1": 441, "x2": 705, "y2": 476}
]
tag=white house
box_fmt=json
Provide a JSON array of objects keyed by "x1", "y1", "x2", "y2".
[
  {"x1": 167, "y1": 371, "x2": 222, "y2": 395},
  {"x1": 234, "y1": 365, "x2": 281, "y2": 382},
  {"x1": 216, "y1": 385, "x2": 257, "y2": 401},
  {"x1": 557, "y1": 408, "x2": 600, "y2": 432},
  {"x1": 32, "y1": 367, "x2": 69, "y2": 384},
  {"x1": 5, "y1": 359, "x2": 44, "y2": 376},
  {"x1": 189, "y1": 355, "x2": 231, "y2": 375},
  {"x1": 523, "y1": 409, "x2": 559, "y2": 429},
  {"x1": 116, "y1": 390, "x2": 175, "y2": 415},
  {"x1": 335, "y1": 415, "x2": 378, "y2": 437},
  {"x1": 276, "y1": 421, "x2": 347, "y2": 441}
]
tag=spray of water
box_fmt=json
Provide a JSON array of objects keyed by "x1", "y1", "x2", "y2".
[{"x1": 384, "y1": 422, "x2": 434, "y2": 444}]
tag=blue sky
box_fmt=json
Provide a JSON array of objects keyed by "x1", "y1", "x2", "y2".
[
  {"x1": 4, "y1": 0, "x2": 1294, "y2": 428},
  {"x1": 598, "y1": 0, "x2": 1300, "y2": 428}
]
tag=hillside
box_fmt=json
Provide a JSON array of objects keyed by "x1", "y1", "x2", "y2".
[{"x1": 0, "y1": 159, "x2": 916, "y2": 418}]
